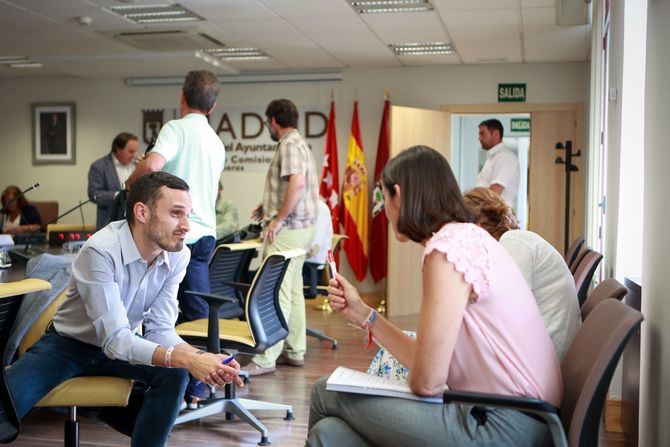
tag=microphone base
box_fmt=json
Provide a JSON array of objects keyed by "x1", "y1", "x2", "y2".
[{"x1": 8, "y1": 247, "x2": 45, "y2": 264}]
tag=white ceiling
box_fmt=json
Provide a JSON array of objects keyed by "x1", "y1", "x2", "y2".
[{"x1": 0, "y1": 0, "x2": 591, "y2": 79}]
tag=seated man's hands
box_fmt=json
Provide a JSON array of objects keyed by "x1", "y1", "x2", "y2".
[{"x1": 190, "y1": 352, "x2": 244, "y2": 388}]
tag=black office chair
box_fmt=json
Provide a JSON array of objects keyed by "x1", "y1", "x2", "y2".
[
  {"x1": 174, "y1": 249, "x2": 304, "y2": 446},
  {"x1": 0, "y1": 278, "x2": 52, "y2": 444}
]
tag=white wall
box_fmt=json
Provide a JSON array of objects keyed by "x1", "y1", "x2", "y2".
[
  {"x1": 640, "y1": 1, "x2": 670, "y2": 445},
  {"x1": 0, "y1": 62, "x2": 589, "y2": 291}
]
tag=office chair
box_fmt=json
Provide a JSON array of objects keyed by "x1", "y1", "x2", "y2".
[
  {"x1": 443, "y1": 299, "x2": 643, "y2": 447},
  {"x1": 302, "y1": 234, "x2": 349, "y2": 349},
  {"x1": 16, "y1": 289, "x2": 133, "y2": 447},
  {"x1": 174, "y1": 249, "x2": 304, "y2": 446},
  {"x1": 205, "y1": 240, "x2": 262, "y2": 320},
  {"x1": 0, "y1": 278, "x2": 51, "y2": 444},
  {"x1": 570, "y1": 247, "x2": 591, "y2": 274},
  {"x1": 564, "y1": 236, "x2": 584, "y2": 268},
  {"x1": 573, "y1": 250, "x2": 604, "y2": 306},
  {"x1": 580, "y1": 278, "x2": 627, "y2": 320}
]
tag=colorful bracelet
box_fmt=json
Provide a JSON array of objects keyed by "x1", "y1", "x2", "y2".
[
  {"x1": 361, "y1": 309, "x2": 379, "y2": 349},
  {"x1": 164, "y1": 346, "x2": 175, "y2": 368}
]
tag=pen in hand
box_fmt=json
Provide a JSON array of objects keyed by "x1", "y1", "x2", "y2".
[{"x1": 194, "y1": 354, "x2": 236, "y2": 386}]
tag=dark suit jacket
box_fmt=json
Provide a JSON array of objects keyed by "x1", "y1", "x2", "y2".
[{"x1": 88, "y1": 153, "x2": 121, "y2": 230}]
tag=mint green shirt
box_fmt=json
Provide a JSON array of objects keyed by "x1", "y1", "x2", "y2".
[{"x1": 153, "y1": 114, "x2": 225, "y2": 244}]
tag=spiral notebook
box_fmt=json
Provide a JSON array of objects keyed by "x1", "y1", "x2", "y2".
[{"x1": 326, "y1": 366, "x2": 443, "y2": 404}]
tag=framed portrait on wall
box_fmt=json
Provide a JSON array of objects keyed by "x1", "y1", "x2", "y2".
[{"x1": 31, "y1": 102, "x2": 76, "y2": 165}]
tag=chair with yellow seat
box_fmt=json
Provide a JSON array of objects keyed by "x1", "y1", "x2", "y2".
[
  {"x1": 174, "y1": 249, "x2": 304, "y2": 446},
  {"x1": 15, "y1": 288, "x2": 133, "y2": 447},
  {"x1": 0, "y1": 278, "x2": 51, "y2": 444}
]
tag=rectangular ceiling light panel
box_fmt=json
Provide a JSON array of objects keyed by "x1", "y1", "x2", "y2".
[
  {"x1": 389, "y1": 42, "x2": 455, "y2": 55},
  {"x1": 203, "y1": 48, "x2": 269, "y2": 61},
  {"x1": 349, "y1": 0, "x2": 433, "y2": 14},
  {"x1": 110, "y1": 3, "x2": 202, "y2": 24}
]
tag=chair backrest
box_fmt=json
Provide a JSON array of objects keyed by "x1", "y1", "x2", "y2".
[
  {"x1": 17, "y1": 290, "x2": 68, "y2": 358},
  {"x1": 245, "y1": 249, "x2": 305, "y2": 352},
  {"x1": 580, "y1": 278, "x2": 627, "y2": 320},
  {"x1": 0, "y1": 279, "x2": 51, "y2": 444},
  {"x1": 208, "y1": 241, "x2": 260, "y2": 319},
  {"x1": 573, "y1": 250, "x2": 603, "y2": 306},
  {"x1": 560, "y1": 299, "x2": 642, "y2": 446},
  {"x1": 570, "y1": 248, "x2": 590, "y2": 274},
  {"x1": 31, "y1": 201, "x2": 59, "y2": 225},
  {"x1": 564, "y1": 236, "x2": 585, "y2": 267}
]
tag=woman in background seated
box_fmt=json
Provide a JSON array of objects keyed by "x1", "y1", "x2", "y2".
[
  {"x1": 463, "y1": 187, "x2": 581, "y2": 360},
  {"x1": 307, "y1": 146, "x2": 561, "y2": 447},
  {"x1": 1, "y1": 185, "x2": 42, "y2": 235}
]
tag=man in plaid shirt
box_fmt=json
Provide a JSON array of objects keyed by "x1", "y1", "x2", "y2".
[{"x1": 245, "y1": 99, "x2": 319, "y2": 375}]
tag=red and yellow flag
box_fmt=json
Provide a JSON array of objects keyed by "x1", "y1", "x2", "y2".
[
  {"x1": 341, "y1": 101, "x2": 368, "y2": 281},
  {"x1": 320, "y1": 99, "x2": 340, "y2": 235},
  {"x1": 370, "y1": 96, "x2": 390, "y2": 283}
]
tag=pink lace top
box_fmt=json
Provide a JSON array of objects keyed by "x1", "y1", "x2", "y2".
[{"x1": 423, "y1": 223, "x2": 562, "y2": 407}]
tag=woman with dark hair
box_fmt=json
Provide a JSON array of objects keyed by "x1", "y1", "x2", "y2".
[
  {"x1": 306, "y1": 146, "x2": 561, "y2": 446},
  {"x1": 1, "y1": 185, "x2": 42, "y2": 235}
]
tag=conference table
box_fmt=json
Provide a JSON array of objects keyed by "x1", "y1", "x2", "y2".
[{"x1": 0, "y1": 245, "x2": 74, "y2": 283}]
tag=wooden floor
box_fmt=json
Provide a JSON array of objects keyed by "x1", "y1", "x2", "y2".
[{"x1": 11, "y1": 298, "x2": 627, "y2": 446}]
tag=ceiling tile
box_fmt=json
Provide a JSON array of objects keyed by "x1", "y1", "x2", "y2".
[
  {"x1": 179, "y1": 0, "x2": 278, "y2": 20},
  {"x1": 362, "y1": 11, "x2": 449, "y2": 43},
  {"x1": 521, "y1": 7, "x2": 555, "y2": 25},
  {"x1": 440, "y1": 8, "x2": 520, "y2": 28},
  {"x1": 397, "y1": 53, "x2": 461, "y2": 66},
  {"x1": 521, "y1": 0, "x2": 554, "y2": 7},
  {"x1": 286, "y1": 15, "x2": 368, "y2": 35},
  {"x1": 5, "y1": 0, "x2": 92, "y2": 10},
  {"x1": 448, "y1": 25, "x2": 521, "y2": 60},
  {"x1": 263, "y1": 47, "x2": 345, "y2": 69},
  {"x1": 523, "y1": 24, "x2": 589, "y2": 62},
  {"x1": 258, "y1": 0, "x2": 356, "y2": 18},
  {"x1": 432, "y1": 0, "x2": 519, "y2": 12},
  {"x1": 215, "y1": 18, "x2": 302, "y2": 37}
]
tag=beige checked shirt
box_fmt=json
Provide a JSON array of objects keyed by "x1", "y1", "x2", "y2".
[{"x1": 262, "y1": 129, "x2": 319, "y2": 230}]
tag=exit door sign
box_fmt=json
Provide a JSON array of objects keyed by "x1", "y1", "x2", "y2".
[
  {"x1": 498, "y1": 83, "x2": 526, "y2": 102},
  {"x1": 510, "y1": 118, "x2": 530, "y2": 132}
]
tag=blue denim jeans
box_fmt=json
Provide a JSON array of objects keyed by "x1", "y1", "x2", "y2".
[
  {"x1": 177, "y1": 236, "x2": 215, "y2": 322},
  {"x1": 6, "y1": 330, "x2": 189, "y2": 447},
  {"x1": 177, "y1": 235, "x2": 215, "y2": 399}
]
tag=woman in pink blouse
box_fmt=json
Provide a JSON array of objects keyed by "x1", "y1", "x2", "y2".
[{"x1": 306, "y1": 146, "x2": 561, "y2": 447}]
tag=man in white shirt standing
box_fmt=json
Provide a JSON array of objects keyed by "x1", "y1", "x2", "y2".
[{"x1": 476, "y1": 119, "x2": 520, "y2": 205}]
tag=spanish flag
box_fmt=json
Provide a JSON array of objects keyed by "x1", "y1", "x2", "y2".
[{"x1": 341, "y1": 101, "x2": 368, "y2": 281}]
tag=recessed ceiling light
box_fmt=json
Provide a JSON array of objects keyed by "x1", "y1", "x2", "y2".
[
  {"x1": 389, "y1": 42, "x2": 455, "y2": 55},
  {"x1": 0, "y1": 56, "x2": 30, "y2": 65},
  {"x1": 110, "y1": 3, "x2": 202, "y2": 24},
  {"x1": 349, "y1": 0, "x2": 433, "y2": 14},
  {"x1": 203, "y1": 48, "x2": 269, "y2": 61}
]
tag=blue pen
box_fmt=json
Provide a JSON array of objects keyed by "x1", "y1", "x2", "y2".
[{"x1": 194, "y1": 354, "x2": 236, "y2": 386}]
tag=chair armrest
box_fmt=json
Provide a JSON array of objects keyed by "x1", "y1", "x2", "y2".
[
  {"x1": 0, "y1": 278, "x2": 51, "y2": 299},
  {"x1": 443, "y1": 390, "x2": 558, "y2": 414},
  {"x1": 222, "y1": 281, "x2": 251, "y2": 295},
  {"x1": 184, "y1": 290, "x2": 236, "y2": 305}
]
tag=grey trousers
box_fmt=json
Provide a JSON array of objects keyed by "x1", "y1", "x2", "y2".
[{"x1": 306, "y1": 376, "x2": 552, "y2": 447}]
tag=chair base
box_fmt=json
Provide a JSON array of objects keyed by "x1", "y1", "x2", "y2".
[
  {"x1": 307, "y1": 327, "x2": 338, "y2": 349},
  {"x1": 173, "y1": 396, "x2": 293, "y2": 446},
  {"x1": 65, "y1": 407, "x2": 79, "y2": 447}
]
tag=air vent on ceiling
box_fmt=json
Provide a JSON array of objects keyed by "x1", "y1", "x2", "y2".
[{"x1": 113, "y1": 30, "x2": 224, "y2": 51}]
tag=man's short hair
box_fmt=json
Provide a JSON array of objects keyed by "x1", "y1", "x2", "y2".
[
  {"x1": 265, "y1": 99, "x2": 299, "y2": 128},
  {"x1": 182, "y1": 70, "x2": 220, "y2": 113},
  {"x1": 111, "y1": 132, "x2": 138, "y2": 153},
  {"x1": 126, "y1": 172, "x2": 189, "y2": 225},
  {"x1": 479, "y1": 119, "x2": 504, "y2": 139}
]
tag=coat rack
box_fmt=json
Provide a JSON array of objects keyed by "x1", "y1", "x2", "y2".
[{"x1": 555, "y1": 140, "x2": 580, "y2": 253}]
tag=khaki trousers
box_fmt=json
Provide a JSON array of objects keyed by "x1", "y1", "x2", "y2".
[{"x1": 252, "y1": 225, "x2": 315, "y2": 367}]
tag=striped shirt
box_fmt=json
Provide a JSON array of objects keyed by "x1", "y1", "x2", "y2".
[{"x1": 262, "y1": 129, "x2": 319, "y2": 230}]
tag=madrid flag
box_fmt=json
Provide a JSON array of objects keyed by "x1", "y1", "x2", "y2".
[
  {"x1": 319, "y1": 100, "x2": 340, "y2": 234},
  {"x1": 370, "y1": 97, "x2": 390, "y2": 282},
  {"x1": 341, "y1": 101, "x2": 369, "y2": 281}
]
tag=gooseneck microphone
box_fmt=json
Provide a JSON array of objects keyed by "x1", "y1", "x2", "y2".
[
  {"x1": 9, "y1": 197, "x2": 94, "y2": 263},
  {"x1": 0, "y1": 181, "x2": 41, "y2": 214}
]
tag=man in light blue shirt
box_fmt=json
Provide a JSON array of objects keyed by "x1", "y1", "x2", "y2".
[{"x1": 7, "y1": 172, "x2": 243, "y2": 447}]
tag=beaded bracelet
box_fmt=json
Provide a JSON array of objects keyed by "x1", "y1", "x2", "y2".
[
  {"x1": 164, "y1": 346, "x2": 175, "y2": 368},
  {"x1": 361, "y1": 309, "x2": 379, "y2": 349}
]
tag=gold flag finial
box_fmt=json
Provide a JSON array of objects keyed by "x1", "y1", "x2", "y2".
[
  {"x1": 384, "y1": 87, "x2": 389, "y2": 100},
  {"x1": 331, "y1": 89, "x2": 334, "y2": 102}
]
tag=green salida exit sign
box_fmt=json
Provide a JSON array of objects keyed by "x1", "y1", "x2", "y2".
[
  {"x1": 510, "y1": 118, "x2": 530, "y2": 132},
  {"x1": 498, "y1": 83, "x2": 526, "y2": 102}
]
